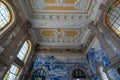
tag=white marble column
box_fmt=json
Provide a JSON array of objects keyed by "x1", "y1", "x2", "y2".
[
  {"x1": 98, "y1": 66, "x2": 108, "y2": 80},
  {"x1": 96, "y1": 62, "x2": 110, "y2": 80}
]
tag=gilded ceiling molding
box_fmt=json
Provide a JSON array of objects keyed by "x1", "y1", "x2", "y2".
[{"x1": 28, "y1": 0, "x2": 93, "y2": 14}]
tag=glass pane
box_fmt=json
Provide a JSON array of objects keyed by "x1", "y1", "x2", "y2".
[
  {"x1": 32, "y1": 69, "x2": 46, "y2": 80},
  {"x1": 17, "y1": 41, "x2": 29, "y2": 61},
  {"x1": 0, "y1": 2, "x2": 10, "y2": 30},
  {"x1": 7, "y1": 72, "x2": 16, "y2": 80},
  {"x1": 4, "y1": 64, "x2": 19, "y2": 80},
  {"x1": 10, "y1": 64, "x2": 19, "y2": 74},
  {"x1": 109, "y1": 4, "x2": 120, "y2": 32},
  {"x1": 107, "y1": 2, "x2": 120, "y2": 36}
]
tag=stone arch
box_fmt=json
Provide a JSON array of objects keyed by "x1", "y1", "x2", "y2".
[
  {"x1": 0, "y1": 0, "x2": 16, "y2": 35},
  {"x1": 30, "y1": 66, "x2": 49, "y2": 80},
  {"x1": 70, "y1": 66, "x2": 89, "y2": 80},
  {"x1": 98, "y1": 0, "x2": 120, "y2": 51},
  {"x1": 105, "y1": 0, "x2": 120, "y2": 37}
]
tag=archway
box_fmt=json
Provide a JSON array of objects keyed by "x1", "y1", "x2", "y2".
[
  {"x1": 32, "y1": 69, "x2": 46, "y2": 80},
  {"x1": 71, "y1": 68, "x2": 87, "y2": 80},
  {"x1": 0, "y1": 0, "x2": 15, "y2": 35}
]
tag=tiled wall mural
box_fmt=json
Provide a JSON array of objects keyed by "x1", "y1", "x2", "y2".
[
  {"x1": 87, "y1": 38, "x2": 120, "y2": 80},
  {"x1": 87, "y1": 47, "x2": 111, "y2": 80},
  {"x1": 49, "y1": 77, "x2": 70, "y2": 80},
  {"x1": 87, "y1": 37, "x2": 111, "y2": 73},
  {"x1": 87, "y1": 48, "x2": 111, "y2": 74},
  {"x1": 31, "y1": 55, "x2": 88, "y2": 80},
  {"x1": 108, "y1": 69, "x2": 120, "y2": 80},
  {"x1": 92, "y1": 76, "x2": 99, "y2": 80}
]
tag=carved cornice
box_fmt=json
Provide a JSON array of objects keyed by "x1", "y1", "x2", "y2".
[{"x1": 37, "y1": 47, "x2": 84, "y2": 54}]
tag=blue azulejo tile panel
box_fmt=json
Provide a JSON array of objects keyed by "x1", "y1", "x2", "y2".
[
  {"x1": 93, "y1": 76, "x2": 99, "y2": 80},
  {"x1": 49, "y1": 77, "x2": 70, "y2": 80},
  {"x1": 87, "y1": 48, "x2": 111, "y2": 74},
  {"x1": 31, "y1": 55, "x2": 88, "y2": 77},
  {"x1": 108, "y1": 69, "x2": 120, "y2": 80}
]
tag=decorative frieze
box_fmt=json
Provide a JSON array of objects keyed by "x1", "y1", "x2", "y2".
[
  {"x1": 29, "y1": 0, "x2": 93, "y2": 13},
  {"x1": 38, "y1": 48, "x2": 83, "y2": 54}
]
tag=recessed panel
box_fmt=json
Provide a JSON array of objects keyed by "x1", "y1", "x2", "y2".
[
  {"x1": 40, "y1": 28, "x2": 81, "y2": 38},
  {"x1": 29, "y1": 0, "x2": 93, "y2": 14}
]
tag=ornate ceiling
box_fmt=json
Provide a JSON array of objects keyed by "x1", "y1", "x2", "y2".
[
  {"x1": 31, "y1": 28, "x2": 90, "y2": 46},
  {"x1": 18, "y1": 0, "x2": 104, "y2": 48},
  {"x1": 28, "y1": 0, "x2": 92, "y2": 14}
]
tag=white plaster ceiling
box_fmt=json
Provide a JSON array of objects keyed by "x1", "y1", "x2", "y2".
[{"x1": 17, "y1": 0, "x2": 104, "y2": 47}]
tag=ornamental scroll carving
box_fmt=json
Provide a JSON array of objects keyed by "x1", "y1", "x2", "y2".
[
  {"x1": 75, "y1": 0, "x2": 89, "y2": 11},
  {"x1": 56, "y1": 0, "x2": 64, "y2": 5}
]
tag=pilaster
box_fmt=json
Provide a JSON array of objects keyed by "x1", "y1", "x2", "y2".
[{"x1": 89, "y1": 22, "x2": 118, "y2": 64}]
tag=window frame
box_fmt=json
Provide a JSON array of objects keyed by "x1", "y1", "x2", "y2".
[
  {"x1": 4, "y1": 40, "x2": 31, "y2": 80},
  {"x1": 0, "y1": 0, "x2": 15, "y2": 35},
  {"x1": 3, "y1": 64, "x2": 20, "y2": 80},
  {"x1": 32, "y1": 69, "x2": 46, "y2": 80},
  {"x1": 17, "y1": 40, "x2": 31, "y2": 62},
  {"x1": 105, "y1": 0, "x2": 120, "y2": 37},
  {"x1": 72, "y1": 69, "x2": 86, "y2": 79},
  {"x1": 0, "y1": 1, "x2": 11, "y2": 31}
]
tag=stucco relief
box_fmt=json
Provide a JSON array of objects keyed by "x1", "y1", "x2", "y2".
[
  {"x1": 29, "y1": 0, "x2": 93, "y2": 13},
  {"x1": 40, "y1": 28, "x2": 80, "y2": 38},
  {"x1": 39, "y1": 28, "x2": 83, "y2": 44},
  {"x1": 75, "y1": 0, "x2": 89, "y2": 11},
  {"x1": 56, "y1": 0, "x2": 64, "y2": 5},
  {"x1": 32, "y1": 0, "x2": 45, "y2": 10}
]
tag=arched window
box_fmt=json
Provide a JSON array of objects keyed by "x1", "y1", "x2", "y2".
[
  {"x1": 17, "y1": 40, "x2": 31, "y2": 61},
  {"x1": 3, "y1": 64, "x2": 20, "y2": 80},
  {"x1": 72, "y1": 69, "x2": 86, "y2": 80},
  {"x1": 32, "y1": 69, "x2": 46, "y2": 80},
  {"x1": 4, "y1": 40, "x2": 31, "y2": 80},
  {"x1": 106, "y1": 0, "x2": 120, "y2": 37},
  {"x1": 0, "y1": 1, "x2": 14, "y2": 34}
]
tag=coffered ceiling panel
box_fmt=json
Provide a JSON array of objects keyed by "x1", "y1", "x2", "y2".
[
  {"x1": 28, "y1": 0, "x2": 93, "y2": 14},
  {"x1": 31, "y1": 28, "x2": 90, "y2": 47},
  {"x1": 17, "y1": 0, "x2": 104, "y2": 47},
  {"x1": 40, "y1": 28, "x2": 81, "y2": 38},
  {"x1": 18, "y1": 0, "x2": 104, "y2": 28}
]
